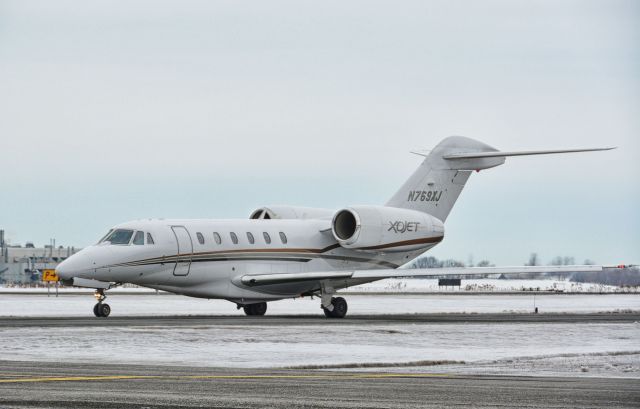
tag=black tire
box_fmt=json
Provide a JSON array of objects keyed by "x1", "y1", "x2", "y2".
[
  {"x1": 331, "y1": 297, "x2": 348, "y2": 318},
  {"x1": 243, "y1": 305, "x2": 254, "y2": 316},
  {"x1": 323, "y1": 297, "x2": 348, "y2": 319},
  {"x1": 243, "y1": 302, "x2": 267, "y2": 316},
  {"x1": 93, "y1": 303, "x2": 101, "y2": 317},
  {"x1": 251, "y1": 302, "x2": 267, "y2": 316},
  {"x1": 99, "y1": 303, "x2": 111, "y2": 318}
]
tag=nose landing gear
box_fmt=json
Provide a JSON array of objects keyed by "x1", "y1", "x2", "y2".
[{"x1": 93, "y1": 289, "x2": 111, "y2": 318}]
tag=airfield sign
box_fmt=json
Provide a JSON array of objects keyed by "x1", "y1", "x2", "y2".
[{"x1": 42, "y1": 269, "x2": 59, "y2": 282}]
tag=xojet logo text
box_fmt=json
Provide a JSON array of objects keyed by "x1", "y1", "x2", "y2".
[{"x1": 387, "y1": 221, "x2": 420, "y2": 233}]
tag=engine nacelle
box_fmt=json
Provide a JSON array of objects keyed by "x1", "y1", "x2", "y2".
[
  {"x1": 331, "y1": 205, "x2": 444, "y2": 252},
  {"x1": 250, "y1": 206, "x2": 334, "y2": 220}
]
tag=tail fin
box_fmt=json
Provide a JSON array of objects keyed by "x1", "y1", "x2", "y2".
[
  {"x1": 386, "y1": 136, "x2": 613, "y2": 222},
  {"x1": 386, "y1": 136, "x2": 496, "y2": 222}
]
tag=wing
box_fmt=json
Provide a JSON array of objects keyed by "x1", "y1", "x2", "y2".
[{"x1": 240, "y1": 264, "x2": 633, "y2": 287}]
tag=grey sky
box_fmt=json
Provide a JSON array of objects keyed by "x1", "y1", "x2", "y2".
[{"x1": 1, "y1": 0, "x2": 638, "y2": 265}]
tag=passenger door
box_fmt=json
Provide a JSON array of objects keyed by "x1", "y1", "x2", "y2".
[{"x1": 171, "y1": 226, "x2": 193, "y2": 276}]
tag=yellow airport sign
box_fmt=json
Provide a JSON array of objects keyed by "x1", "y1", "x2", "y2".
[{"x1": 42, "y1": 269, "x2": 59, "y2": 282}]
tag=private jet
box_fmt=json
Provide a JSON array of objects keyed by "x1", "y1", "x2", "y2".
[{"x1": 56, "y1": 136, "x2": 626, "y2": 318}]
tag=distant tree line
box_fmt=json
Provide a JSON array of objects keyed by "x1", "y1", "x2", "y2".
[
  {"x1": 411, "y1": 253, "x2": 640, "y2": 286},
  {"x1": 571, "y1": 268, "x2": 640, "y2": 286}
]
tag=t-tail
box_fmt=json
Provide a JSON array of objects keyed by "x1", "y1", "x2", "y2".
[{"x1": 386, "y1": 136, "x2": 614, "y2": 222}]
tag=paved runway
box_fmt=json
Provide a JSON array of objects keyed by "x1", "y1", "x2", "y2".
[
  {"x1": 0, "y1": 360, "x2": 638, "y2": 408},
  {"x1": 1, "y1": 312, "x2": 639, "y2": 328}
]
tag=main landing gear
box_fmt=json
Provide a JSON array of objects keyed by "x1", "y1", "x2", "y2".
[
  {"x1": 320, "y1": 283, "x2": 348, "y2": 318},
  {"x1": 322, "y1": 297, "x2": 348, "y2": 318},
  {"x1": 93, "y1": 289, "x2": 111, "y2": 318},
  {"x1": 243, "y1": 302, "x2": 267, "y2": 316}
]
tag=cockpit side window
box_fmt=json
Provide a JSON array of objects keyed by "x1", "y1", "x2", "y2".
[
  {"x1": 104, "y1": 229, "x2": 134, "y2": 245},
  {"x1": 133, "y1": 231, "x2": 145, "y2": 245},
  {"x1": 146, "y1": 233, "x2": 155, "y2": 245}
]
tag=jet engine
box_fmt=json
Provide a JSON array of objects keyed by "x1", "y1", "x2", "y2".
[{"x1": 331, "y1": 205, "x2": 444, "y2": 252}]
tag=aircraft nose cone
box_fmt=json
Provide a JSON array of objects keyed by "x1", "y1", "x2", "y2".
[
  {"x1": 55, "y1": 259, "x2": 72, "y2": 280},
  {"x1": 56, "y1": 254, "x2": 90, "y2": 280}
]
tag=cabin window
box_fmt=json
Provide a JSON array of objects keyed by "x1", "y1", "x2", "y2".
[
  {"x1": 263, "y1": 232, "x2": 271, "y2": 244},
  {"x1": 279, "y1": 232, "x2": 287, "y2": 244},
  {"x1": 104, "y1": 229, "x2": 134, "y2": 245},
  {"x1": 196, "y1": 232, "x2": 205, "y2": 245},
  {"x1": 132, "y1": 231, "x2": 145, "y2": 245},
  {"x1": 146, "y1": 233, "x2": 155, "y2": 245},
  {"x1": 230, "y1": 232, "x2": 238, "y2": 244},
  {"x1": 213, "y1": 232, "x2": 222, "y2": 245},
  {"x1": 247, "y1": 232, "x2": 255, "y2": 244}
]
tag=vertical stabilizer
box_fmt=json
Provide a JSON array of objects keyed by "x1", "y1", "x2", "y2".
[{"x1": 386, "y1": 136, "x2": 502, "y2": 222}]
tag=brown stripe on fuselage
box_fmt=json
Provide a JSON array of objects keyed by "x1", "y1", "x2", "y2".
[
  {"x1": 112, "y1": 243, "x2": 343, "y2": 266},
  {"x1": 110, "y1": 252, "x2": 400, "y2": 269},
  {"x1": 354, "y1": 236, "x2": 443, "y2": 251}
]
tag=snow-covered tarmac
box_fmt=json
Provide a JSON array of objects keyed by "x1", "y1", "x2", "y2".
[
  {"x1": 0, "y1": 292, "x2": 638, "y2": 317},
  {"x1": 0, "y1": 292, "x2": 639, "y2": 378}
]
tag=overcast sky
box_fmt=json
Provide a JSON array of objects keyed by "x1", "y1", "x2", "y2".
[{"x1": 1, "y1": 0, "x2": 638, "y2": 265}]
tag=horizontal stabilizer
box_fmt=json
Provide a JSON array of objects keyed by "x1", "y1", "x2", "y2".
[{"x1": 443, "y1": 147, "x2": 615, "y2": 160}]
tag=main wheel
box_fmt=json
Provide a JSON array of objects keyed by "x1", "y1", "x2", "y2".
[
  {"x1": 98, "y1": 303, "x2": 111, "y2": 318},
  {"x1": 323, "y1": 297, "x2": 348, "y2": 318},
  {"x1": 243, "y1": 302, "x2": 267, "y2": 316},
  {"x1": 252, "y1": 302, "x2": 267, "y2": 316}
]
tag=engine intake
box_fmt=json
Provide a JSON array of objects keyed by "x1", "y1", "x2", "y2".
[{"x1": 333, "y1": 209, "x2": 359, "y2": 241}]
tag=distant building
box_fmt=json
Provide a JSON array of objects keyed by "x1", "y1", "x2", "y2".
[{"x1": 0, "y1": 230, "x2": 80, "y2": 284}]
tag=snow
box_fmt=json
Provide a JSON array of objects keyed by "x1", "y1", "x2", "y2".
[
  {"x1": 0, "y1": 321, "x2": 638, "y2": 377},
  {"x1": 347, "y1": 278, "x2": 632, "y2": 293},
  {"x1": 0, "y1": 293, "x2": 638, "y2": 317},
  {"x1": 1, "y1": 290, "x2": 638, "y2": 377},
  {"x1": 1, "y1": 279, "x2": 635, "y2": 295}
]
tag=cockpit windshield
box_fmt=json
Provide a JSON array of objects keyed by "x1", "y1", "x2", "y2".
[
  {"x1": 102, "y1": 229, "x2": 134, "y2": 245},
  {"x1": 97, "y1": 229, "x2": 114, "y2": 244}
]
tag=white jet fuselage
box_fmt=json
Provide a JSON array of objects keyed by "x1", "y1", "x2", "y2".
[{"x1": 60, "y1": 218, "x2": 439, "y2": 303}]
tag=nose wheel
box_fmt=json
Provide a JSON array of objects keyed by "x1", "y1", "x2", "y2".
[{"x1": 93, "y1": 289, "x2": 111, "y2": 318}]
